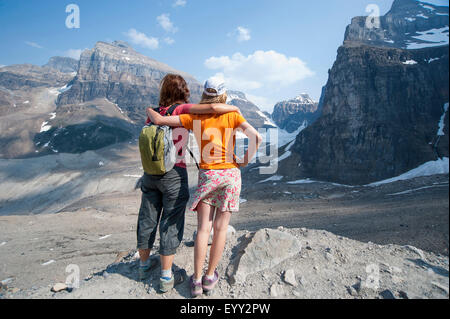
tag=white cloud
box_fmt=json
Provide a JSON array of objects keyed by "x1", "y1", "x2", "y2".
[
  {"x1": 204, "y1": 50, "x2": 314, "y2": 91},
  {"x1": 245, "y1": 94, "x2": 277, "y2": 112},
  {"x1": 157, "y1": 13, "x2": 178, "y2": 33},
  {"x1": 64, "y1": 48, "x2": 86, "y2": 59},
  {"x1": 25, "y1": 41, "x2": 43, "y2": 49},
  {"x1": 164, "y1": 37, "x2": 175, "y2": 45},
  {"x1": 236, "y1": 26, "x2": 251, "y2": 42},
  {"x1": 173, "y1": 0, "x2": 186, "y2": 7},
  {"x1": 125, "y1": 28, "x2": 159, "y2": 50}
]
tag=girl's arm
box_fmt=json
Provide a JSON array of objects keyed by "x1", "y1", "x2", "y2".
[
  {"x1": 146, "y1": 108, "x2": 182, "y2": 127},
  {"x1": 189, "y1": 103, "x2": 240, "y2": 115},
  {"x1": 238, "y1": 121, "x2": 263, "y2": 168}
]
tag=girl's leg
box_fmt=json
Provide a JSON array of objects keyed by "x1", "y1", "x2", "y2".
[
  {"x1": 206, "y1": 210, "x2": 232, "y2": 277},
  {"x1": 194, "y1": 201, "x2": 215, "y2": 281}
]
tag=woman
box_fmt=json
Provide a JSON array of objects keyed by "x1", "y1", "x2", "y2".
[
  {"x1": 146, "y1": 77, "x2": 262, "y2": 297},
  {"x1": 137, "y1": 74, "x2": 241, "y2": 293}
]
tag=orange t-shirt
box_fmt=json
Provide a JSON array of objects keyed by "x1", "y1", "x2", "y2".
[{"x1": 179, "y1": 112, "x2": 247, "y2": 170}]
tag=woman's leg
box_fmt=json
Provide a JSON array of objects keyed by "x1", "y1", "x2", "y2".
[
  {"x1": 194, "y1": 201, "x2": 215, "y2": 281},
  {"x1": 206, "y1": 210, "x2": 232, "y2": 277}
]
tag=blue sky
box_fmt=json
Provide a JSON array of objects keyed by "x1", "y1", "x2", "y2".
[{"x1": 0, "y1": 0, "x2": 403, "y2": 111}]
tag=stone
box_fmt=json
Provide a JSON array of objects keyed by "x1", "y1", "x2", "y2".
[
  {"x1": 282, "y1": 269, "x2": 298, "y2": 287},
  {"x1": 226, "y1": 228, "x2": 301, "y2": 285},
  {"x1": 270, "y1": 284, "x2": 283, "y2": 298},
  {"x1": 51, "y1": 283, "x2": 68, "y2": 293},
  {"x1": 379, "y1": 289, "x2": 396, "y2": 299}
]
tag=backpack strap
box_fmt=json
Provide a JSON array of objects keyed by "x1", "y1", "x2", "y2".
[
  {"x1": 160, "y1": 103, "x2": 200, "y2": 170},
  {"x1": 165, "y1": 104, "x2": 180, "y2": 117},
  {"x1": 186, "y1": 146, "x2": 200, "y2": 170}
]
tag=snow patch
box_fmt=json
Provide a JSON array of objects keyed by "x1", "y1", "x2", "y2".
[
  {"x1": 40, "y1": 121, "x2": 52, "y2": 133},
  {"x1": 387, "y1": 184, "x2": 448, "y2": 196},
  {"x1": 406, "y1": 27, "x2": 449, "y2": 49},
  {"x1": 437, "y1": 103, "x2": 449, "y2": 136},
  {"x1": 368, "y1": 157, "x2": 449, "y2": 186},
  {"x1": 257, "y1": 175, "x2": 284, "y2": 183}
]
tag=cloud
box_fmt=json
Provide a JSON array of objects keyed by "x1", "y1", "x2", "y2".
[
  {"x1": 157, "y1": 13, "x2": 178, "y2": 33},
  {"x1": 64, "y1": 48, "x2": 86, "y2": 59},
  {"x1": 164, "y1": 37, "x2": 175, "y2": 45},
  {"x1": 173, "y1": 0, "x2": 186, "y2": 7},
  {"x1": 236, "y1": 27, "x2": 251, "y2": 42},
  {"x1": 25, "y1": 41, "x2": 43, "y2": 49},
  {"x1": 204, "y1": 50, "x2": 314, "y2": 91},
  {"x1": 124, "y1": 28, "x2": 159, "y2": 50}
]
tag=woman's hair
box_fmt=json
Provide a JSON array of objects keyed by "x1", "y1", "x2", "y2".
[
  {"x1": 159, "y1": 74, "x2": 190, "y2": 107},
  {"x1": 200, "y1": 88, "x2": 227, "y2": 104}
]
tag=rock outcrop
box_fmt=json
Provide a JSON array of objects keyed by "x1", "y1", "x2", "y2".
[
  {"x1": 43, "y1": 57, "x2": 79, "y2": 74},
  {"x1": 282, "y1": 0, "x2": 449, "y2": 185},
  {"x1": 56, "y1": 41, "x2": 203, "y2": 124},
  {"x1": 272, "y1": 93, "x2": 321, "y2": 133}
]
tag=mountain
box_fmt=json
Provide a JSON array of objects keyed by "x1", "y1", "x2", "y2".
[
  {"x1": 0, "y1": 64, "x2": 76, "y2": 158},
  {"x1": 0, "y1": 41, "x2": 204, "y2": 158},
  {"x1": 227, "y1": 90, "x2": 277, "y2": 129},
  {"x1": 279, "y1": 0, "x2": 449, "y2": 185},
  {"x1": 271, "y1": 93, "x2": 321, "y2": 133},
  {"x1": 345, "y1": 0, "x2": 449, "y2": 49},
  {"x1": 56, "y1": 41, "x2": 202, "y2": 124},
  {"x1": 43, "y1": 56, "x2": 79, "y2": 74}
]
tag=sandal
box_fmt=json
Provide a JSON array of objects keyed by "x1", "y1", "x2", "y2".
[
  {"x1": 190, "y1": 275, "x2": 203, "y2": 298},
  {"x1": 202, "y1": 270, "x2": 219, "y2": 295}
]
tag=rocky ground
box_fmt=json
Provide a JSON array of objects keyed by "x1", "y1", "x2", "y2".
[{"x1": 0, "y1": 154, "x2": 448, "y2": 298}]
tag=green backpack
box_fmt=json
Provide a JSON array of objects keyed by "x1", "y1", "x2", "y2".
[{"x1": 139, "y1": 104, "x2": 178, "y2": 175}]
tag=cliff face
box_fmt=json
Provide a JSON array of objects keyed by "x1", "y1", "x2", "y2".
[
  {"x1": 278, "y1": 0, "x2": 449, "y2": 185},
  {"x1": 272, "y1": 93, "x2": 321, "y2": 133},
  {"x1": 287, "y1": 44, "x2": 449, "y2": 185},
  {"x1": 56, "y1": 41, "x2": 202, "y2": 124}
]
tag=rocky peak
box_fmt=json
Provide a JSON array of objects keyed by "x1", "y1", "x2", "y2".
[
  {"x1": 56, "y1": 40, "x2": 202, "y2": 124},
  {"x1": 272, "y1": 93, "x2": 320, "y2": 133},
  {"x1": 344, "y1": 0, "x2": 449, "y2": 49}
]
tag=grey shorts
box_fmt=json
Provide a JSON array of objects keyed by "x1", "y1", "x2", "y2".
[{"x1": 136, "y1": 166, "x2": 190, "y2": 256}]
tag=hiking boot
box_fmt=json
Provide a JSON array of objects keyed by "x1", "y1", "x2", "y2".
[
  {"x1": 190, "y1": 276, "x2": 203, "y2": 298},
  {"x1": 202, "y1": 270, "x2": 219, "y2": 295},
  {"x1": 138, "y1": 257, "x2": 159, "y2": 281},
  {"x1": 159, "y1": 269, "x2": 187, "y2": 293}
]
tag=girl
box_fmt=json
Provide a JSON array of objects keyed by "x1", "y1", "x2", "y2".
[
  {"x1": 137, "y1": 74, "x2": 241, "y2": 293},
  {"x1": 146, "y1": 77, "x2": 262, "y2": 297}
]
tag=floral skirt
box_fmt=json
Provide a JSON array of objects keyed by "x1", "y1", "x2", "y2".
[{"x1": 190, "y1": 168, "x2": 241, "y2": 212}]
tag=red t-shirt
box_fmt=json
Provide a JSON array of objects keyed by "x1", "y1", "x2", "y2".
[{"x1": 146, "y1": 104, "x2": 193, "y2": 168}]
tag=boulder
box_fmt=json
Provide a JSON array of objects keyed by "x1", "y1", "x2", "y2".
[{"x1": 227, "y1": 228, "x2": 301, "y2": 285}]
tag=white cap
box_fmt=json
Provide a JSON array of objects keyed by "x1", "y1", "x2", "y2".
[{"x1": 203, "y1": 77, "x2": 227, "y2": 96}]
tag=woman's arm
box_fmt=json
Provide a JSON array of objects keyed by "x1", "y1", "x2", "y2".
[
  {"x1": 146, "y1": 108, "x2": 182, "y2": 127},
  {"x1": 238, "y1": 121, "x2": 263, "y2": 168},
  {"x1": 189, "y1": 103, "x2": 240, "y2": 115}
]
